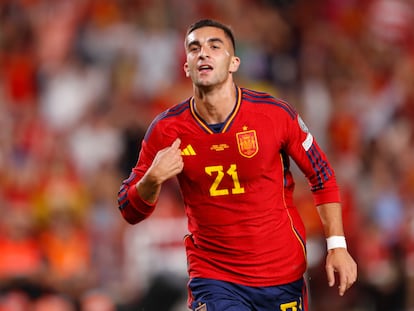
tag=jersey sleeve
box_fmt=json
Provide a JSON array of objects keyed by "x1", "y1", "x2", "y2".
[{"x1": 283, "y1": 112, "x2": 341, "y2": 206}]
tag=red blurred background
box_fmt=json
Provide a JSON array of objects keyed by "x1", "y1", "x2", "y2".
[{"x1": 1, "y1": 0, "x2": 414, "y2": 310}]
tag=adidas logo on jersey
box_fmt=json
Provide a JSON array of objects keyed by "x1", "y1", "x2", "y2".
[{"x1": 181, "y1": 144, "x2": 196, "y2": 156}]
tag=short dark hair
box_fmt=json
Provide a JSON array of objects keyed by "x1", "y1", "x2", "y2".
[{"x1": 186, "y1": 19, "x2": 236, "y2": 52}]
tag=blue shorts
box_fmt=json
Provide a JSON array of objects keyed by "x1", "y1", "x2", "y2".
[{"x1": 188, "y1": 277, "x2": 308, "y2": 311}]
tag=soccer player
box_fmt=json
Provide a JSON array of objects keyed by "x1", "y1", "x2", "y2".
[{"x1": 117, "y1": 19, "x2": 357, "y2": 311}]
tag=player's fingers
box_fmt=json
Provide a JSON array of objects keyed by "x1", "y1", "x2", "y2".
[
  {"x1": 338, "y1": 273, "x2": 348, "y2": 296},
  {"x1": 342, "y1": 259, "x2": 357, "y2": 291},
  {"x1": 325, "y1": 264, "x2": 335, "y2": 287},
  {"x1": 338, "y1": 267, "x2": 357, "y2": 296},
  {"x1": 159, "y1": 138, "x2": 181, "y2": 159},
  {"x1": 170, "y1": 138, "x2": 184, "y2": 171},
  {"x1": 345, "y1": 266, "x2": 357, "y2": 292}
]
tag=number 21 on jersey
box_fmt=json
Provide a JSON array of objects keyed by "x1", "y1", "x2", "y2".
[{"x1": 205, "y1": 164, "x2": 245, "y2": 196}]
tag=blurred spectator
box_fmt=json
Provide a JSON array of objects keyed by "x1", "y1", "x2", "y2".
[
  {"x1": 85, "y1": 167, "x2": 126, "y2": 293},
  {"x1": 38, "y1": 207, "x2": 93, "y2": 298},
  {"x1": 0, "y1": 207, "x2": 43, "y2": 280},
  {"x1": 132, "y1": 5, "x2": 182, "y2": 97},
  {"x1": 79, "y1": 290, "x2": 117, "y2": 311},
  {"x1": 32, "y1": 293, "x2": 76, "y2": 311},
  {"x1": 38, "y1": 56, "x2": 108, "y2": 133},
  {"x1": 68, "y1": 106, "x2": 123, "y2": 178},
  {"x1": 0, "y1": 290, "x2": 31, "y2": 311}
]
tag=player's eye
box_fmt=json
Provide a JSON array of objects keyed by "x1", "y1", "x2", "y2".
[{"x1": 189, "y1": 45, "x2": 200, "y2": 52}]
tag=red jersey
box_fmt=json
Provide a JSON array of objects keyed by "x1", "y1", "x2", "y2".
[{"x1": 118, "y1": 87, "x2": 340, "y2": 287}]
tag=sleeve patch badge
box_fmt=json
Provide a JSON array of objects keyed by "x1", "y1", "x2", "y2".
[
  {"x1": 298, "y1": 116, "x2": 309, "y2": 133},
  {"x1": 302, "y1": 132, "x2": 313, "y2": 151}
]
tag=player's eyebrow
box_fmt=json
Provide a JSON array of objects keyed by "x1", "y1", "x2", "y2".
[
  {"x1": 187, "y1": 37, "x2": 225, "y2": 49},
  {"x1": 207, "y1": 37, "x2": 224, "y2": 45}
]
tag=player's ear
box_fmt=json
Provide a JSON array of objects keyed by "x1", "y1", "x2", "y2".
[
  {"x1": 229, "y1": 56, "x2": 240, "y2": 73},
  {"x1": 183, "y1": 62, "x2": 190, "y2": 77}
]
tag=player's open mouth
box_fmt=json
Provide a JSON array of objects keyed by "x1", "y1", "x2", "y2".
[{"x1": 198, "y1": 65, "x2": 213, "y2": 72}]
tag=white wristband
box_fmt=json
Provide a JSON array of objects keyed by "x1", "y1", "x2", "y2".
[{"x1": 326, "y1": 236, "x2": 347, "y2": 250}]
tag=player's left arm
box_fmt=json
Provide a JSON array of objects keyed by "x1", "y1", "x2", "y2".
[
  {"x1": 317, "y1": 202, "x2": 357, "y2": 296},
  {"x1": 279, "y1": 106, "x2": 357, "y2": 296}
]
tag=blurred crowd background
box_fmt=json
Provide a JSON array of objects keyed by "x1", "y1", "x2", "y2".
[{"x1": 1, "y1": 0, "x2": 414, "y2": 310}]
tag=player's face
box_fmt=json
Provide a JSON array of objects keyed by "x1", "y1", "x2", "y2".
[{"x1": 184, "y1": 26, "x2": 240, "y2": 88}]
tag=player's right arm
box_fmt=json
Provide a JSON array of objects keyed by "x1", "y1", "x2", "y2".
[
  {"x1": 117, "y1": 138, "x2": 183, "y2": 224},
  {"x1": 136, "y1": 138, "x2": 183, "y2": 203}
]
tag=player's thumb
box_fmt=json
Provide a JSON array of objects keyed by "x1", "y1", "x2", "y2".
[{"x1": 171, "y1": 138, "x2": 181, "y2": 149}]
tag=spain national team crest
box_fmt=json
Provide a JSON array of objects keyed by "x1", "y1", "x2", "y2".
[{"x1": 236, "y1": 128, "x2": 258, "y2": 158}]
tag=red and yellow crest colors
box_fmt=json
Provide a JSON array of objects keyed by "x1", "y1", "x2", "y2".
[{"x1": 236, "y1": 126, "x2": 258, "y2": 158}]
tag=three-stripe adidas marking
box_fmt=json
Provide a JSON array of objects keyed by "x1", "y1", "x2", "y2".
[{"x1": 181, "y1": 144, "x2": 196, "y2": 156}]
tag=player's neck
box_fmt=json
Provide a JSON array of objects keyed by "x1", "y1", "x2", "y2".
[{"x1": 193, "y1": 83, "x2": 237, "y2": 124}]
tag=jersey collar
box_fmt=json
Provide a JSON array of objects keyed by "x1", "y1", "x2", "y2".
[{"x1": 190, "y1": 86, "x2": 242, "y2": 134}]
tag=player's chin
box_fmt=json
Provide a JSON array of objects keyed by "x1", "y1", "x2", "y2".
[{"x1": 194, "y1": 79, "x2": 215, "y2": 89}]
